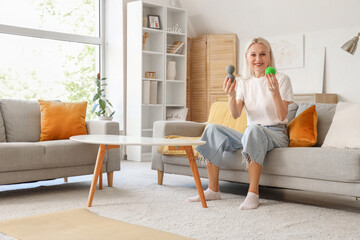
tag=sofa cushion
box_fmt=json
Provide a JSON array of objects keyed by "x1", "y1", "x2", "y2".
[
  {"x1": 287, "y1": 103, "x2": 298, "y2": 122},
  {"x1": 207, "y1": 102, "x2": 247, "y2": 133},
  {"x1": 37, "y1": 140, "x2": 99, "y2": 168},
  {"x1": 296, "y1": 103, "x2": 336, "y2": 147},
  {"x1": 0, "y1": 142, "x2": 45, "y2": 172},
  {"x1": 163, "y1": 147, "x2": 360, "y2": 182},
  {"x1": 0, "y1": 99, "x2": 41, "y2": 142},
  {"x1": 38, "y1": 100, "x2": 88, "y2": 141},
  {"x1": 0, "y1": 105, "x2": 6, "y2": 142},
  {"x1": 288, "y1": 105, "x2": 318, "y2": 147},
  {"x1": 263, "y1": 147, "x2": 360, "y2": 182},
  {"x1": 322, "y1": 102, "x2": 360, "y2": 149}
]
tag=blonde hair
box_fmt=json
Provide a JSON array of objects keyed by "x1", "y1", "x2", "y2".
[{"x1": 242, "y1": 37, "x2": 276, "y2": 80}]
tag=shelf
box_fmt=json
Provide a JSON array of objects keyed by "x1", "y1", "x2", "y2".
[
  {"x1": 167, "y1": 6, "x2": 187, "y2": 12},
  {"x1": 127, "y1": 0, "x2": 186, "y2": 162},
  {"x1": 166, "y1": 104, "x2": 185, "y2": 107},
  {"x1": 166, "y1": 53, "x2": 185, "y2": 57},
  {"x1": 142, "y1": 78, "x2": 163, "y2": 82},
  {"x1": 142, "y1": 104, "x2": 163, "y2": 107},
  {"x1": 142, "y1": 128, "x2": 153, "y2": 132},
  {"x1": 143, "y1": 50, "x2": 163, "y2": 55},
  {"x1": 166, "y1": 80, "x2": 185, "y2": 83},
  {"x1": 167, "y1": 31, "x2": 186, "y2": 36},
  {"x1": 143, "y1": 27, "x2": 163, "y2": 33}
]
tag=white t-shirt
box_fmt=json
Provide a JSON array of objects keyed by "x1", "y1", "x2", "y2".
[{"x1": 236, "y1": 72, "x2": 294, "y2": 126}]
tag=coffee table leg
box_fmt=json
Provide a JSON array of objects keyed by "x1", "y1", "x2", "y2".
[
  {"x1": 87, "y1": 144, "x2": 107, "y2": 207},
  {"x1": 99, "y1": 166, "x2": 103, "y2": 190},
  {"x1": 184, "y1": 146, "x2": 208, "y2": 208}
]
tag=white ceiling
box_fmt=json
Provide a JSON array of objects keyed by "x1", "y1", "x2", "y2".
[{"x1": 178, "y1": 0, "x2": 360, "y2": 38}]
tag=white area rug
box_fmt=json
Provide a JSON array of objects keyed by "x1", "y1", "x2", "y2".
[{"x1": 1, "y1": 161, "x2": 360, "y2": 240}]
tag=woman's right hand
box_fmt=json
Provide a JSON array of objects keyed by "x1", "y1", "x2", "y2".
[{"x1": 223, "y1": 77, "x2": 236, "y2": 98}]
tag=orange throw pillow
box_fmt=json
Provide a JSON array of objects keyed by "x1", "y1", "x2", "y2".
[
  {"x1": 38, "y1": 100, "x2": 88, "y2": 141},
  {"x1": 287, "y1": 105, "x2": 318, "y2": 147}
]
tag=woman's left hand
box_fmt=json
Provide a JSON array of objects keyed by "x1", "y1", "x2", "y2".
[{"x1": 266, "y1": 73, "x2": 279, "y2": 95}]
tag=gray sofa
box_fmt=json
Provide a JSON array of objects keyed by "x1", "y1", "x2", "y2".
[
  {"x1": 0, "y1": 99, "x2": 120, "y2": 186},
  {"x1": 152, "y1": 103, "x2": 360, "y2": 198}
]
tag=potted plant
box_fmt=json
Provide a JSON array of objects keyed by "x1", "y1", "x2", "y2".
[{"x1": 91, "y1": 73, "x2": 115, "y2": 120}]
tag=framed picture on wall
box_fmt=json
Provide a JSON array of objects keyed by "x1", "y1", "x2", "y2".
[{"x1": 148, "y1": 15, "x2": 161, "y2": 29}]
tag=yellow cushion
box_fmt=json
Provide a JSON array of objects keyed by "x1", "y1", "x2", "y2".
[
  {"x1": 207, "y1": 102, "x2": 247, "y2": 133},
  {"x1": 38, "y1": 100, "x2": 88, "y2": 141},
  {"x1": 158, "y1": 102, "x2": 247, "y2": 156},
  {"x1": 157, "y1": 136, "x2": 201, "y2": 157},
  {"x1": 287, "y1": 105, "x2": 318, "y2": 147}
]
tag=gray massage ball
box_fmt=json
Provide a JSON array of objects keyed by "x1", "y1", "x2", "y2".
[{"x1": 226, "y1": 65, "x2": 235, "y2": 82}]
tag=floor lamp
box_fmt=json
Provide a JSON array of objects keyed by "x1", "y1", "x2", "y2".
[{"x1": 341, "y1": 33, "x2": 360, "y2": 55}]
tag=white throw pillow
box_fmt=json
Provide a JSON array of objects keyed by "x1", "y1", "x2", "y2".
[{"x1": 322, "y1": 102, "x2": 360, "y2": 149}]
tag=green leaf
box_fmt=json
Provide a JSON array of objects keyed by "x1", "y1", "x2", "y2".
[
  {"x1": 99, "y1": 99, "x2": 106, "y2": 110},
  {"x1": 110, "y1": 111, "x2": 115, "y2": 117},
  {"x1": 92, "y1": 93, "x2": 100, "y2": 101},
  {"x1": 106, "y1": 99, "x2": 113, "y2": 107}
]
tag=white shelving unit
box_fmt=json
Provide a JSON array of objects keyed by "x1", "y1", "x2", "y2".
[{"x1": 127, "y1": 1, "x2": 187, "y2": 161}]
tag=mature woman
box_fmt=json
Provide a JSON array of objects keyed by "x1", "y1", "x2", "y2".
[{"x1": 188, "y1": 37, "x2": 294, "y2": 210}]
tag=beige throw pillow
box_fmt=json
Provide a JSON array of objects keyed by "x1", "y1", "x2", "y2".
[{"x1": 322, "y1": 102, "x2": 360, "y2": 149}]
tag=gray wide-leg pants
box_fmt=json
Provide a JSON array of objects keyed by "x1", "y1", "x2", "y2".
[{"x1": 195, "y1": 124, "x2": 289, "y2": 167}]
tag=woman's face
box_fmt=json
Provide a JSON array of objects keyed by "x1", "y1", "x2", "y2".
[{"x1": 246, "y1": 43, "x2": 271, "y2": 77}]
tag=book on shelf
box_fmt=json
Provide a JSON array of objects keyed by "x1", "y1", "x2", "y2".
[
  {"x1": 149, "y1": 81, "x2": 158, "y2": 104},
  {"x1": 142, "y1": 80, "x2": 150, "y2": 104},
  {"x1": 167, "y1": 41, "x2": 184, "y2": 54}
]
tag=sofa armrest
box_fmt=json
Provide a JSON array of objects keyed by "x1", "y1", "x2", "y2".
[
  {"x1": 153, "y1": 120, "x2": 206, "y2": 138},
  {"x1": 86, "y1": 120, "x2": 120, "y2": 135},
  {"x1": 151, "y1": 120, "x2": 206, "y2": 171},
  {"x1": 86, "y1": 120, "x2": 121, "y2": 173}
]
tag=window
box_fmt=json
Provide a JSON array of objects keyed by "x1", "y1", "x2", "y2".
[
  {"x1": 0, "y1": 0, "x2": 102, "y2": 119},
  {"x1": 0, "y1": 0, "x2": 99, "y2": 36}
]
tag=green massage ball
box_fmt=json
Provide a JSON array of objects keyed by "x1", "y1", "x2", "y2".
[{"x1": 265, "y1": 67, "x2": 276, "y2": 75}]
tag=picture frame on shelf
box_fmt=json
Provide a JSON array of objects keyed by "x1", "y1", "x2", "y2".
[{"x1": 148, "y1": 15, "x2": 161, "y2": 29}]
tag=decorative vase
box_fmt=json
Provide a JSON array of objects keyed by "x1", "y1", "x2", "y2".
[
  {"x1": 99, "y1": 116, "x2": 113, "y2": 121},
  {"x1": 167, "y1": 61, "x2": 176, "y2": 80}
]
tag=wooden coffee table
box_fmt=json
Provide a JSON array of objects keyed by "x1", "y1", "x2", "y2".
[{"x1": 70, "y1": 135, "x2": 207, "y2": 208}]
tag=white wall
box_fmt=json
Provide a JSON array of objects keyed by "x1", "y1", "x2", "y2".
[{"x1": 179, "y1": 0, "x2": 360, "y2": 103}]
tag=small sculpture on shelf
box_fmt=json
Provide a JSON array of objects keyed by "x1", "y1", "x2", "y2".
[
  {"x1": 142, "y1": 32, "x2": 149, "y2": 50},
  {"x1": 167, "y1": 24, "x2": 182, "y2": 33},
  {"x1": 145, "y1": 71, "x2": 156, "y2": 79}
]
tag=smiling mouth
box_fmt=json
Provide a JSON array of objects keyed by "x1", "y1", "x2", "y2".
[{"x1": 254, "y1": 63, "x2": 263, "y2": 67}]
